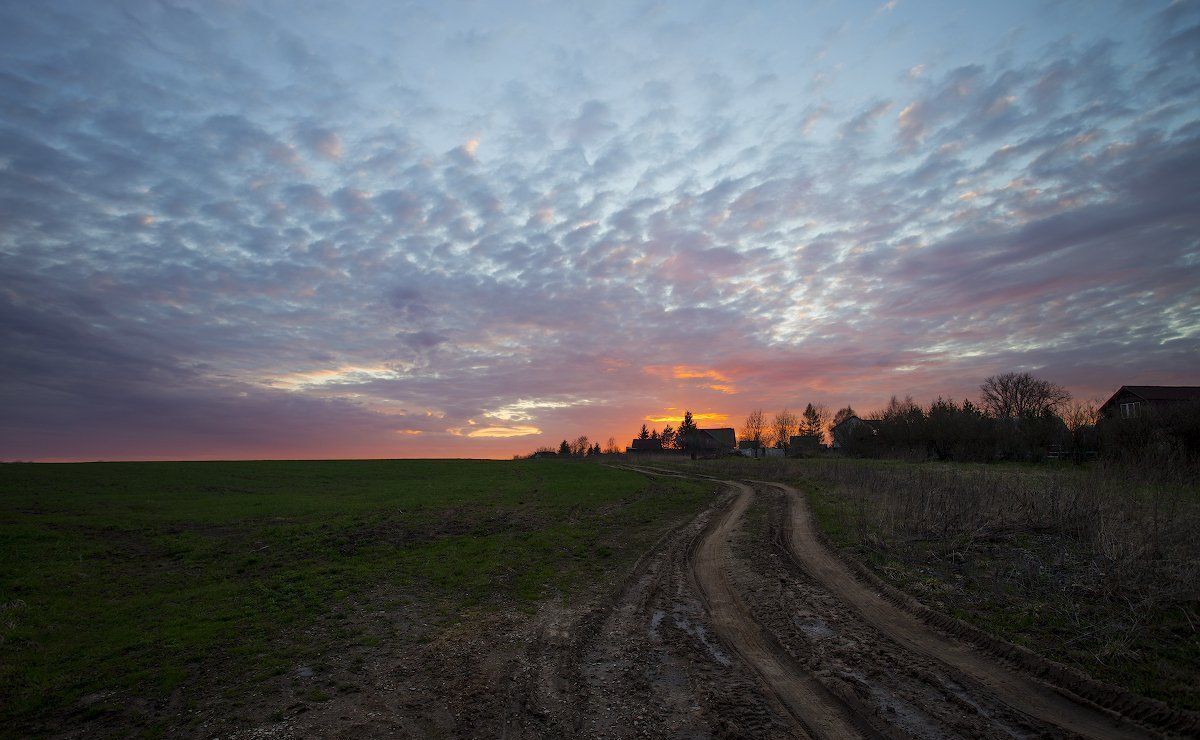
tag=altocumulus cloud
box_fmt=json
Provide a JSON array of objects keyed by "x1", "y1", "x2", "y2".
[{"x1": 0, "y1": 0, "x2": 1198, "y2": 460}]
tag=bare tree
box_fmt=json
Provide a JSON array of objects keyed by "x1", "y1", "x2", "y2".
[
  {"x1": 769, "y1": 408, "x2": 798, "y2": 449},
  {"x1": 980, "y1": 372, "x2": 1070, "y2": 418},
  {"x1": 740, "y1": 408, "x2": 767, "y2": 449},
  {"x1": 1063, "y1": 398, "x2": 1100, "y2": 433},
  {"x1": 571, "y1": 435, "x2": 590, "y2": 456},
  {"x1": 1061, "y1": 398, "x2": 1101, "y2": 459},
  {"x1": 604, "y1": 436, "x2": 620, "y2": 454}
]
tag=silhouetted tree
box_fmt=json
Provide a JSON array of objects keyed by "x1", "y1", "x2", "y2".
[
  {"x1": 660, "y1": 425, "x2": 676, "y2": 449},
  {"x1": 980, "y1": 372, "x2": 1070, "y2": 418},
  {"x1": 678, "y1": 411, "x2": 698, "y2": 451},
  {"x1": 571, "y1": 435, "x2": 590, "y2": 456},
  {"x1": 740, "y1": 409, "x2": 767, "y2": 450},
  {"x1": 832, "y1": 405, "x2": 856, "y2": 428},
  {"x1": 799, "y1": 403, "x2": 830, "y2": 442},
  {"x1": 638, "y1": 424, "x2": 650, "y2": 440},
  {"x1": 770, "y1": 408, "x2": 797, "y2": 449},
  {"x1": 926, "y1": 397, "x2": 961, "y2": 460},
  {"x1": 604, "y1": 437, "x2": 620, "y2": 454},
  {"x1": 1062, "y1": 398, "x2": 1100, "y2": 461},
  {"x1": 650, "y1": 429, "x2": 660, "y2": 441},
  {"x1": 869, "y1": 396, "x2": 926, "y2": 458}
]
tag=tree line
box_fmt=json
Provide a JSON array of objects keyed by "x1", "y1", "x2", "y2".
[
  {"x1": 523, "y1": 371, "x2": 1199, "y2": 462},
  {"x1": 825, "y1": 372, "x2": 1196, "y2": 462},
  {"x1": 524, "y1": 411, "x2": 705, "y2": 458},
  {"x1": 632, "y1": 410, "x2": 700, "y2": 450},
  {"x1": 738, "y1": 403, "x2": 831, "y2": 450},
  {"x1": 816, "y1": 372, "x2": 1086, "y2": 461}
]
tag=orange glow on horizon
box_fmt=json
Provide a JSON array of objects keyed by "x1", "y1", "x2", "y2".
[{"x1": 643, "y1": 411, "x2": 729, "y2": 425}]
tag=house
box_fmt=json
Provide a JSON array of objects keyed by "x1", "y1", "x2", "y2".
[
  {"x1": 1097, "y1": 385, "x2": 1200, "y2": 455},
  {"x1": 628, "y1": 438, "x2": 664, "y2": 453},
  {"x1": 531, "y1": 450, "x2": 558, "y2": 459},
  {"x1": 697, "y1": 427, "x2": 736, "y2": 452},
  {"x1": 737, "y1": 439, "x2": 766, "y2": 458},
  {"x1": 682, "y1": 427, "x2": 735, "y2": 457},
  {"x1": 830, "y1": 415, "x2": 878, "y2": 449},
  {"x1": 1099, "y1": 386, "x2": 1200, "y2": 420},
  {"x1": 788, "y1": 434, "x2": 822, "y2": 456}
]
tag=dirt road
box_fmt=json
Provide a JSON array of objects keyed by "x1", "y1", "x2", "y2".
[
  {"x1": 770, "y1": 479, "x2": 1151, "y2": 739},
  {"x1": 690, "y1": 480, "x2": 874, "y2": 738},
  {"x1": 501, "y1": 467, "x2": 1188, "y2": 738}
]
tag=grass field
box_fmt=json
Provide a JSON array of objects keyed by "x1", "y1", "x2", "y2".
[
  {"x1": 0, "y1": 459, "x2": 713, "y2": 736},
  {"x1": 666, "y1": 455, "x2": 1200, "y2": 712}
]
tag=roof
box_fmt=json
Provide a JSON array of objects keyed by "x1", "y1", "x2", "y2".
[
  {"x1": 699, "y1": 427, "x2": 736, "y2": 448},
  {"x1": 630, "y1": 438, "x2": 664, "y2": 451},
  {"x1": 831, "y1": 415, "x2": 877, "y2": 431},
  {"x1": 1100, "y1": 385, "x2": 1200, "y2": 413}
]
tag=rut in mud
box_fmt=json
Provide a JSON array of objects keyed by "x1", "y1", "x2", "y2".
[
  {"x1": 505, "y1": 485, "x2": 798, "y2": 738},
  {"x1": 768, "y1": 480, "x2": 1163, "y2": 739},
  {"x1": 501, "y1": 467, "x2": 1187, "y2": 739}
]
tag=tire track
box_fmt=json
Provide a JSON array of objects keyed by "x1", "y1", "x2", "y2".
[
  {"x1": 688, "y1": 479, "x2": 881, "y2": 739},
  {"x1": 770, "y1": 480, "x2": 1157, "y2": 739},
  {"x1": 505, "y1": 473, "x2": 799, "y2": 738},
  {"x1": 737, "y1": 484, "x2": 1046, "y2": 739}
]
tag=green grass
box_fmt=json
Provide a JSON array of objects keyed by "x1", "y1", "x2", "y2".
[{"x1": 0, "y1": 459, "x2": 712, "y2": 733}]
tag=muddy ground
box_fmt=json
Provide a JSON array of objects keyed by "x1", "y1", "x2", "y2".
[{"x1": 188, "y1": 468, "x2": 1194, "y2": 739}]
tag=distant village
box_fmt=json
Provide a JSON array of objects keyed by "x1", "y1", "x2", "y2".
[{"x1": 524, "y1": 374, "x2": 1200, "y2": 463}]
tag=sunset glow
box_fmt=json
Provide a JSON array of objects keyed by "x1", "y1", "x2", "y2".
[
  {"x1": 644, "y1": 412, "x2": 730, "y2": 426},
  {"x1": 1, "y1": 1, "x2": 1197, "y2": 461}
]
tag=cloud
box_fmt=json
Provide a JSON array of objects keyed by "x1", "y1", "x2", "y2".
[
  {"x1": 467, "y1": 425, "x2": 542, "y2": 438},
  {"x1": 839, "y1": 99, "x2": 892, "y2": 139},
  {"x1": 0, "y1": 1, "x2": 1197, "y2": 460},
  {"x1": 397, "y1": 330, "x2": 446, "y2": 350},
  {"x1": 298, "y1": 125, "x2": 343, "y2": 160},
  {"x1": 567, "y1": 100, "x2": 617, "y2": 145}
]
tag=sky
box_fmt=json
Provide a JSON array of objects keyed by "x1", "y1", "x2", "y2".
[{"x1": 1, "y1": 0, "x2": 1198, "y2": 461}]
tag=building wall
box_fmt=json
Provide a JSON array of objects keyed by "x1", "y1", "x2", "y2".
[{"x1": 1103, "y1": 390, "x2": 1144, "y2": 419}]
